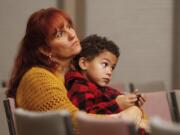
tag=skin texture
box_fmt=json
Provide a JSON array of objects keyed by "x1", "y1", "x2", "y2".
[
  {"x1": 79, "y1": 51, "x2": 118, "y2": 87},
  {"x1": 79, "y1": 50, "x2": 146, "y2": 109},
  {"x1": 48, "y1": 19, "x2": 81, "y2": 61}
]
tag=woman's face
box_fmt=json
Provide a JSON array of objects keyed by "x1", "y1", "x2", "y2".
[{"x1": 48, "y1": 19, "x2": 81, "y2": 61}]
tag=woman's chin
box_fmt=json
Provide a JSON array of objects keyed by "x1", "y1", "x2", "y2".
[{"x1": 74, "y1": 46, "x2": 82, "y2": 55}]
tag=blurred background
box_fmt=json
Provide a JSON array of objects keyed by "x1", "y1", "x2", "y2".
[{"x1": 0, "y1": 0, "x2": 180, "y2": 91}]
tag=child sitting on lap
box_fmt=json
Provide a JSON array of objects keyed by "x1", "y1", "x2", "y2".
[
  {"x1": 65, "y1": 34, "x2": 149, "y2": 133},
  {"x1": 65, "y1": 34, "x2": 145, "y2": 114}
]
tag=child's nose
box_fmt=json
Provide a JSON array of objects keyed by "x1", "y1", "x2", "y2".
[{"x1": 106, "y1": 69, "x2": 112, "y2": 77}]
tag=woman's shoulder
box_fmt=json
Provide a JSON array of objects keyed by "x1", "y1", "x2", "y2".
[
  {"x1": 26, "y1": 66, "x2": 53, "y2": 75},
  {"x1": 20, "y1": 66, "x2": 62, "y2": 86},
  {"x1": 24, "y1": 66, "x2": 56, "y2": 79},
  {"x1": 17, "y1": 66, "x2": 65, "y2": 96}
]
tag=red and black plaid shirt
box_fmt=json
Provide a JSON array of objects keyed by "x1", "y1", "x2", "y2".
[{"x1": 65, "y1": 70, "x2": 123, "y2": 114}]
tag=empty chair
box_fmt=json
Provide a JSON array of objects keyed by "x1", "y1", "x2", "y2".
[
  {"x1": 0, "y1": 89, "x2": 11, "y2": 135},
  {"x1": 110, "y1": 82, "x2": 127, "y2": 93},
  {"x1": 129, "y1": 80, "x2": 165, "y2": 93},
  {"x1": 3, "y1": 97, "x2": 16, "y2": 135},
  {"x1": 76, "y1": 111, "x2": 136, "y2": 135},
  {"x1": 142, "y1": 91, "x2": 172, "y2": 121},
  {"x1": 169, "y1": 90, "x2": 180, "y2": 122},
  {"x1": 150, "y1": 116, "x2": 180, "y2": 135},
  {"x1": 15, "y1": 108, "x2": 74, "y2": 135}
]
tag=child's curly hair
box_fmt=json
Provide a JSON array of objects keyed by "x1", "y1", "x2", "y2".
[{"x1": 73, "y1": 34, "x2": 120, "y2": 70}]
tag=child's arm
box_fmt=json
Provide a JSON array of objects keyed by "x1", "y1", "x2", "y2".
[{"x1": 115, "y1": 91, "x2": 146, "y2": 109}]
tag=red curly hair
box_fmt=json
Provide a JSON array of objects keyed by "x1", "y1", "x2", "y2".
[{"x1": 7, "y1": 8, "x2": 73, "y2": 98}]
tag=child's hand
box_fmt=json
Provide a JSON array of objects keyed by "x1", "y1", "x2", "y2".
[
  {"x1": 115, "y1": 94, "x2": 137, "y2": 110},
  {"x1": 133, "y1": 89, "x2": 146, "y2": 107}
]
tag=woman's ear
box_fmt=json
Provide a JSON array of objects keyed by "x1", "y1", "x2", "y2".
[
  {"x1": 39, "y1": 47, "x2": 50, "y2": 57},
  {"x1": 79, "y1": 57, "x2": 88, "y2": 70}
]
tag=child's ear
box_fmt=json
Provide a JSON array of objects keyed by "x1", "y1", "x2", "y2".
[{"x1": 79, "y1": 57, "x2": 88, "y2": 70}]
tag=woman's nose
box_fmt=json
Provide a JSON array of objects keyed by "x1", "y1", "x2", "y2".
[{"x1": 67, "y1": 30, "x2": 75, "y2": 41}]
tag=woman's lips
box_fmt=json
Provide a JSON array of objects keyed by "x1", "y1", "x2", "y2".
[{"x1": 71, "y1": 41, "x2": 79, "y2": 47}]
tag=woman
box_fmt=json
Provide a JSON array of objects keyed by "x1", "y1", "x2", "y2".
[
  {"x1": 7, "y1": 7, "x2": 148, "y2": 133},
  {"x1": 7, "y1": 8, "x2": 81, "y2": 113}
]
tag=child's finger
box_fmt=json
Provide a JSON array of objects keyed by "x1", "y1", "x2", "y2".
[
  {"x1": 140, "y1": 94, "x2": 146, "y2": 102},
  {"x1": 128, "y1": 95, "x2": 137, "y2": 101},
  {"x1": 138, "y1": 98, "x2": 144, "y2": 106},
  {"x1": 134, "y1": 89, "x2": 139, "y2": 94},
  {"x1": 129, "y1": 96, "x2": 138, "y2": 103}
]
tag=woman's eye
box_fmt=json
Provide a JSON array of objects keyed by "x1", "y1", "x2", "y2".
[
  {"x1": 67, "y1": 24, "x2": 72, "y2": 29},
  {"x1": 56, "y1": 31, "x2": 64, "y2": 38}
]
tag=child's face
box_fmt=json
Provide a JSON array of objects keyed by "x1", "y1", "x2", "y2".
[{"x1": 82, "y1": 51, "x2": 118, "y2": 87}]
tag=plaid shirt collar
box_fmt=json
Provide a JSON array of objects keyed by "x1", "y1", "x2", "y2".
[{"x1": 65, "y1": 70, "x2": 107, "y2": 92}]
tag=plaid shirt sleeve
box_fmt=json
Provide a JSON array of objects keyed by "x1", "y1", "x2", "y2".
[{"x1": 67, "y1": 80, "x2": 123, "y2": 114}]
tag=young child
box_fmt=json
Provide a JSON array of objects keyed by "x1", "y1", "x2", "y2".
[{"x1": 65, "y1": 34, "x2": 145, "y2": 114}]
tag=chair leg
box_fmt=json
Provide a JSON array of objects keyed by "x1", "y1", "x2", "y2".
[{"x1": 3, "y1": 100, "x2": 16, "y2": 135}]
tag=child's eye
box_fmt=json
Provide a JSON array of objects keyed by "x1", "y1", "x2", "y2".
[
  {"x1": 112, "y1": 65, "x2": 116, "y2": 70},
  {"x1": 101, "y1": 62, "x2": 108, "y2": 68}
]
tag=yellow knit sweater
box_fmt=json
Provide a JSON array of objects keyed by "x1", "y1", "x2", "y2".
[{"x1": 16, "y1": 67, "x2": 78, "y2": 113}]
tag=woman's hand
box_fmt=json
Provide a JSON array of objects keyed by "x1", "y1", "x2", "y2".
[
  {"x1": 117, "y1": 106, "x2": 149, "y2": 132},
  {"x1": 115, "y1": 94, "x2": 137, "y2": 110}
]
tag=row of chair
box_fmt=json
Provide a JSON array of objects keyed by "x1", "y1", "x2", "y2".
[
  {"x1": 143, "y1": 90, "x2": 180, "y2": 122},
  {"x1": 1, "y1": 89, "x2": 180, "y2": 135},
  {"x1": 5, "y1": 107, "x2": 180, "y2": 135}
]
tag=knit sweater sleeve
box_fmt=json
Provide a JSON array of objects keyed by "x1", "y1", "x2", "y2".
[{"x1": 16, "y1": 67, "x2": 79, "y2": 114}]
